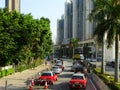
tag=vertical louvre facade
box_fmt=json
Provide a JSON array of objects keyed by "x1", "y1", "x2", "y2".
[
  {"x1": 5, "y1": 0, "x2": 20, "y2": 12},
  {"x1": 64, "y1": 0, "x2": 72, "y2": 40}
]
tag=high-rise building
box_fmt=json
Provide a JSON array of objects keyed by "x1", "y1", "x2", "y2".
[
  {"x1": 83, "y1": 0, "x2": 94, "y2": 40},
  {"x1": 72, "y1": 0, "x2": 84, "y2": 40},
  {"x1": 56, "y1": 15, "x2": 64, "y2": 45},
  {"x1": 72, "y1": 0, "x2": 94, "y2": 41},
  {"x1": 5, "y1": 0, "x2": 20, "y2": 12},
  {"x1": 64, "y1": 0, "x2": 72, "y2": 40},
  {"x1": 55, "y1": 0, "x2": 115, "y2": 60}
]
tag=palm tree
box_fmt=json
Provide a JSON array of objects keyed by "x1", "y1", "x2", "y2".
[
  {"x1": 89, "y1": 0, "x2": 120, "y2": 82},
  {"x1": 70, "y1": 38, "x2": 78, "y2": 59}
]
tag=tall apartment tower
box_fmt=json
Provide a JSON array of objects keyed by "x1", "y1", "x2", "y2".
[
  {"x1": 72, "y1": 0, "x2": 94, "y2": 41},
  {"x1": 5, "y1": 0, "x2": 20, "y2": 12},
  {"x1": 72, "y1": 0, "x2": 79, "y2": 39},
  {"x1": 56, "y1": 15, "x2": 64, "y2": 45},
  {"x1": 83, "y1": 0, "x2": 94, "y2": 40},
  {"x1": 64, "y1": 0, "x2": 72, "y2": 40}
]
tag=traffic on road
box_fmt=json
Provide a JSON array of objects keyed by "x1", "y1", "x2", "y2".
[{"x1": 32, "y1": 59, "x2": 98, "y2": 90}]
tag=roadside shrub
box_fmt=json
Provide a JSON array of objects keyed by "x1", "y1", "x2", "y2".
[
  {"x1": 6, "y1": 68, "x2": 14, "y2": 75},
  {"x1": 1, "y1": 70, "x2": 7, "y2": 77},
  {"x1": 0, "y1": 59, "x2": 44, "y2": 77},
  {"x1": 15, "y1": 65, "x2": 26, "y2": 72},
  {"x1": 93, "y1": 68, "x2": 101, "y2": 75},
  {"x1": 93, "y1": 68, "x2": 120, "y2": 90},
  {"x1": 0, "y1": 72, "x2": 1, "y2": 77},
  {"x1": 15, "y1": 59, "x2": 43, "y2": 72},
  {"x1": 109, "y1": 82, "x2": 120, "y2": 90},
  {"x1": 0, "y1": 68, "x2": 14, "y2": 77}
]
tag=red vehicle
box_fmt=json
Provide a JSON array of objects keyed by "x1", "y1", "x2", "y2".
[
  {"x1": 36, "y1": 71, "x2": 58, "y2": 85},
  {"x1": 69, "y1": 73, "x2": 87, "y2": 89}
]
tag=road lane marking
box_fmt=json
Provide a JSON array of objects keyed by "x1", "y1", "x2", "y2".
[{"x1": 89, "y1": 79, "x2": 97, "y2": 90}]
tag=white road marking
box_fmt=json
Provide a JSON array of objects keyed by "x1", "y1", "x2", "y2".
[{"x1": 89, "y1": 79, "x2": 97, "y2": 90}]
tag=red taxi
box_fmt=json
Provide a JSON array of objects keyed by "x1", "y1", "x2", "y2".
[
  {"x1": 69, "y1": 73, "x2": 87, "y2": 89},
  {"x1": 37, "y1": 71, "x2": 58, "y2": 85}
]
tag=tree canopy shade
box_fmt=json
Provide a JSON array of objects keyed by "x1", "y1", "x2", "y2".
[
  {"x1": 0, "y1": 8, "x2": 53, "y2": 66},
  {"x1": 89, "y1": 0, "x2": 120, "y2": 82}
]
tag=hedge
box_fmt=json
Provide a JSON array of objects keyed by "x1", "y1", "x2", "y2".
[{"x1": 93, "y1": 68, "x2": 120, "y2": 90}]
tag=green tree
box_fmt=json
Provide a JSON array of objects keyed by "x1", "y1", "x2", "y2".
[
  {"x1": 0, "y1": 8, "x2": 21, "y2": 65},
  {"x1": 0, "y1": 8, "x2": 52, "y2": 66},
  {"x1": 31, "y1": 17, "x2": 52, "y2": 59},
  {"x1": 89, "y1": 0, "x2": 120, "y2": 82},
  {"x1": 70, "y1": 38, "x2": 78, "y2": 59}
]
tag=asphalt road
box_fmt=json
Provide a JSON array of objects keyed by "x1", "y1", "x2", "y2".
[
  {"x1": 44, "y1": 59, "x2": 98, "y2": 90},
  {"x1": 1, "y1": 59, "x2": 98, "y2": 90}
]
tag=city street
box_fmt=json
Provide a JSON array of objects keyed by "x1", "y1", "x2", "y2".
[
  {"x1": 35, "y1": 59, "x2": 98, "y2": 90},
  {"x1": 0, "y1": 59, "x2": 111, "y2": 90}
]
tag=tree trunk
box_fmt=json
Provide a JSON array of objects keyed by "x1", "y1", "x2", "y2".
[
  {"x1": 73, "y1": 47, "x2": 74, "y2": 59},
  {"x1": 114, "y1": 34, "x2": 119, "y2": 82},
  {"x1": 101, "y1": 37, "x2": 105, "y2": 74}
]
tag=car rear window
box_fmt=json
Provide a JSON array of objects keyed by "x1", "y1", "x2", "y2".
[
  {"x1": 53, "y1": 67, "x2": 59, "y2": 69},
  {"x1": 41, "y1": 73, "x2": 52, "y2": 76},
  {"x1": 72, "y1": 76, "x2": 84, "y2": 79}
]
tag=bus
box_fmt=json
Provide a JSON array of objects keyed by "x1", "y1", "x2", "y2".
[{"x1": 73, "y1": 48, "x2": 84, "y2": 60}]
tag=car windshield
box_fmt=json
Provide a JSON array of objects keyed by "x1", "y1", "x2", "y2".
[
  {"x1": 41, "y1": 73, "x2": 52, "y2": 76},
  {"x1": 72, "y1": 76, "x2": 84, "y2": 80},
  {"x1": 76, "y1": 67, "x2": 83, "y2": 70},
  {"x1": 56, "y1": 65, "x2": 62, "y2": 67},
  {"x1": 52, "y1": 67, "x2": 59, "y2": 69}
]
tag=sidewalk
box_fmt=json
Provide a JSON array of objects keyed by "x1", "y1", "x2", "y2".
[{"x1": 0, "y1": 63, "x2": 51, "y2": 90}]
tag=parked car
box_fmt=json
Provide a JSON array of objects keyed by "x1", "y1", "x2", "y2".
[
  {"x1": 97, "y1": 57, "x2": 102, "y2": 62},
  {"x1": 91, "y1": 58, "x2": 97, "y2": 62},
  {"x1": 52, "y1": 66, "x2": 62, "y2": 74},
  {"x1": 35, "y1": 71, "x2": 58, "y2": 85},
  {"x1": 106, "y1": 61, "x2": 115, "y2": 67},
  {"x1": 86, "y1": 58, "x2": 91, "y2": 62},
  {"x1": 69, "y1": 73, "x2": 87, "y2": 89}
]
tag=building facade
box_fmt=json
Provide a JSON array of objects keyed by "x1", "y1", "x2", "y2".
[
  {"x1": 64, "y1": 0, "x2": 73, "y2": 40},
  {"x1": 5, "y1": 0, "x2": 20, "y2": 12},
  {"x1": 57, "y1": 0, "x2": 94, "y2": 45},
  {"x1": 56, "y1": 16, "x2": 64, "y2": 45},
  {"x1": 83, "y1": 0, "x2": 94, "y2": 40},
  {"x1": 56, "y1": 0, "x2": 115, "y2": 60}
]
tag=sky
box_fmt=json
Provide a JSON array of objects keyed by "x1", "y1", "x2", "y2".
[{"x1": 0, "y1": 0, "x2": 65, "y2": 43}]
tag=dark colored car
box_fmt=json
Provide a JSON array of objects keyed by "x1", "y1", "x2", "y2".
[
  {"x1": 74, "y1": 65, "x2": 84, "y2": 73},
  {"x1": 106, "y1": 61, "x2": 114, "y2": 67}
]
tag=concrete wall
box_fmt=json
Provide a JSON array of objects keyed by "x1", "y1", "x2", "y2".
[{"x1": 91, "y1": 73, "x2": 111, "y2": 90}]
